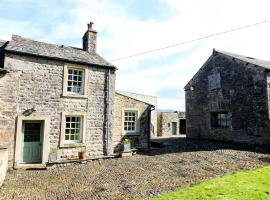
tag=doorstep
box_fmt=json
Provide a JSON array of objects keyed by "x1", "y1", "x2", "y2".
[{"x1": 16, "y1": 163, "x2": 47, "y2": 170}]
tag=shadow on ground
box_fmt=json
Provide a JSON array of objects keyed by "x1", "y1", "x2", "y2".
[{"x1": 139, "y1": 137, "x2": 270, "y2": 156}]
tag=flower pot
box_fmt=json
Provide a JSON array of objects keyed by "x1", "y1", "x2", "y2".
[
  {"x1": 49, "y1": 153, "x2": 58, "y2": 162},
  {"x1": 123, "y1": 143, "x2": 131, "y2": 152},
  {"x1": 78, "y1": 151, "x2": 87, "y2": 159}
]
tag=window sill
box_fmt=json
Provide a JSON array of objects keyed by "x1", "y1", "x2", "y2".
[
  {"x1": 60, "y1": 143, "x2": 86, "y2": 148},
  {"x1": 125, "y1": 132, "x2": 140, "y2": 136},
  {"x1": 62, "y1": 93, "x2": 88, "y2": 99}
]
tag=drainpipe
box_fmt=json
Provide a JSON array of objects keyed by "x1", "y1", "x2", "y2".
[
  {"x1": 148, "y1": 105, "x2": 155, "y2": 148},
  {"x1": 105, "y1": 69, "x2": 110, "y2": 156}
]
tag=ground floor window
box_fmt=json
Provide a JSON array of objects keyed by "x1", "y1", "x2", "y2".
[
  {"x1": 211, "y1": 112, "x2": 230, "y2": 129},
  {"x1": 65, "y1": 116, "x2": 81, "y2": 142},
  {"x1": 60, "y1": 112, "x2": 86, "y2": 147},
  {"x1": 124, "y1": 111, "x2": 137, "y2": 132}
]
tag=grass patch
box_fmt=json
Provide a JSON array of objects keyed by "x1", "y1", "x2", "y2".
[{"x1": 152, "y1": 165, "x2": 270, "y2": 200}]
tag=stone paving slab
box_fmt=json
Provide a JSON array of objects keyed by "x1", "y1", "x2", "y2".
[{"x1": 1, "y1": 138, "x2": 270, "y2": 200}]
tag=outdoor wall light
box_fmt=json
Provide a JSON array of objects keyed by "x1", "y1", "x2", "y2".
[{"x1": 22, "y1": 107, "x2": 36, "y2": 116}]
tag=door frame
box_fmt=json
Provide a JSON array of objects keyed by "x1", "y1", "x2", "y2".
[
  {"x1": 171, "y1": 122, "x2": 177, "y2": 135},
  {"x1": 21, "y1": 120, "x2": 44, "y2": 163},
  {"x1": 14, "y1": 115, "x2": 50, "y2": 168}
]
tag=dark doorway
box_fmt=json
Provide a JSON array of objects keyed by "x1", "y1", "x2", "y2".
[{"x1": 180, "y1": 119, "x2": 186, "y2": 134}]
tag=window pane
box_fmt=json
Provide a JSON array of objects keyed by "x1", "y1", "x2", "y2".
[
  {"x1": 211, "y1": 113, "x2": 230, "y2": 129},
  {"x1": 66, "y1": 68, "x2": 83, "y2": 94},
  {"x1": 124, "y1": 111, "x2": 137, "y2": 132},
  {"x1": 65, "y1": 116, "x2": 82, "y2": 142}
]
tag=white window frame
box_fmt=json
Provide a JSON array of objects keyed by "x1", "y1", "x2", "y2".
[
  {"x1": 62, "y1": 65, "x2": 88, "y2": 98},
  {"x1": 64, "y1": 116, "x2": 82, "y2": 144},
  {"x1": 60, "y1": 112, "x2": 87, "y2": 147},
  {"x1": 122, "y1": 108, "x2": 140, "y2": 135}
]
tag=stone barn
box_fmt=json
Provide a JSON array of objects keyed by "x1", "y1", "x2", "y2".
[
  {"x1": 0, "y1": 23, "x2": 117, "y2": 168},
  {"x1": 185, "y1": 49, "x2": 270, "y2": 145},
  {"x1": 158, "y1": 111, "x2": 186, "y2": 137},
  {"x1": 113, "y1": 91, "x2": 156, "y2": 151}
]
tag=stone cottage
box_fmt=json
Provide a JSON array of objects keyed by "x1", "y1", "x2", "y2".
[
  {"x1": 158, "y1": 111, "x2": 186, "y2": 137},
  {"x1": 0, "y1": 23, "x2": 117, "y2": 168},
  {"x1": 113, "y1": 91, "x2": 156, "y2": 151},
  {"x1": 185, "y1": 49, "x2": 270, "y2": 145}
]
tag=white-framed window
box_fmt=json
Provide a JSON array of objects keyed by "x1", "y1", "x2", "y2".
[
  {"x1": 67, "y1": 68, "x2": 84, "y2": 94},
  {"x1": 122, "y1": 109, "x2": 140, "y2": 135},
  {"x1": 124, "y1": 111, "x2": 137, "y2": 132},
  {"x1": 62, "y1": 65, "x2": 88, "y2": 98},
  {"x1": 60, "y1": 112, "x2": 87, "y2": 147},
  {"x1": 65, "y1": 116, "x2": 82, "y2": 143}
]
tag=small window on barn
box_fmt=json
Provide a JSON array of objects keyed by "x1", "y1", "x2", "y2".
[
  {"x1": 168, "y1": 123, "x2": 170, "y2": 127},
  {"x1": 123, "y1": 110, "x2": 140, "y2": 135},
  {"x1": 208, "y1": 72, "x2": 221, "y2": 90},
  {"x1": 211, "y1": 112, "x2": 230, "y2": 129}
]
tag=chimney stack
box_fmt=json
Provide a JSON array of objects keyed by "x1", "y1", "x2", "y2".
[{"x1": 83, "y1": 22, "x2": 97, "y2": 53}]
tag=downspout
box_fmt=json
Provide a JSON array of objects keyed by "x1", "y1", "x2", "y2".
[
  {"x1": 148, "y1": 105, "x2": 155, "y2": 148},
  {"x1": 105, "y1": 69, "x2": 110, "y2": 156}
]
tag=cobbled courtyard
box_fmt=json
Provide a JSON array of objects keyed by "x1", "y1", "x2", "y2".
[{"x1": 1, "y1": 138, "x2": 270, "y2": 200}]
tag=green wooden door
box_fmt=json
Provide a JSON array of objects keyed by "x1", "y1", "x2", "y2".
[
  {"x1": 172, "y1": 122, "x2": 177, "y2": 135},
  {"x1": 21, "y1": 121, "x2": 43, "y2": 163}
]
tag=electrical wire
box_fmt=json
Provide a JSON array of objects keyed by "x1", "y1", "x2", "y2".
[{"x1": 109, "y1": 20, "x2": 269, "y2": 62}]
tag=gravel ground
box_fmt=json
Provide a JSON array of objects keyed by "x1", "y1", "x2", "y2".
[{"x1": 1, "y1": 138, "x2": 270, "y2": 200}]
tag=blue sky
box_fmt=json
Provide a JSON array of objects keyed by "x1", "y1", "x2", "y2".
[{"x1": 1, "y1": 0, "x2": 270, "y2": 110}]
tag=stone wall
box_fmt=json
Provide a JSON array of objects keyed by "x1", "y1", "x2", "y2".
[
  {"x1": 0, "y1": 53, "x2": 115, "y2": 167},
  {"x1": 113, "y1": 93, "x2": 151, "y2": 152},
  {"x1": 0, "y1": 148, "x2": 8, "y2": 187},
  {"x1": 116, "y1": 91, "x2": 157, "y2": 137},
  {"x1": 160, "y1": 112, "x2": 185, "y2": 137},
  {"x1": 185, "y1": 52, "x2": 270, "y2": 144}
]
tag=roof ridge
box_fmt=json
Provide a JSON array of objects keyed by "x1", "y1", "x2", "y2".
[
  {"x1": 5, "y1": 34, "x2": 116, "y2": 69},
  {"x1": 214, "y1": 49, "x2": 270, "y2": 67},
  {"x1": 116, "y1": 90, "x2": 157, "y2": 98}
]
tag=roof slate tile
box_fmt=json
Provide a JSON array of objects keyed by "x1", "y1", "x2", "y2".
[{"x1": 5, "y1": 35, "x2": 116, "y2": 69}]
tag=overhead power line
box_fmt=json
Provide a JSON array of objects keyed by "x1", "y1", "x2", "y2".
[{"x1": 109, "y1": 20, "x2": 270, "y2": 62}]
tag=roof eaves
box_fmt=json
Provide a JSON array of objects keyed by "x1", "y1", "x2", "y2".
[
  {"x1": 115, "y1": 92, "x2": 154, "y2": 106},
  {"x1": 5, "y1": 49, "x2": 117, "y2": 70}
]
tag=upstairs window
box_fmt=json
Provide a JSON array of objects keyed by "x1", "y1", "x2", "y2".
[
  {"x1": 62, "y1": 65, "x2": 88, "y2": 98},
  {"x1": 208, "y1": 73, "x2": 221, "y2": 90},
  {"x1": 211, "y1": 112, "x2": 230, "y2": 129},
  {"x1": 67, "y1": 69, "x2": 83, "y2": 94}
]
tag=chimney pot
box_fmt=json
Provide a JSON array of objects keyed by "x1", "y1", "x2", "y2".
[{"x1": 87, "y1": 22, "x2": 94, "y2": 31}]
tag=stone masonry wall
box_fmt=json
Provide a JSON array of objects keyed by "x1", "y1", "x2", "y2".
[
  {"x1": 160, "y1": 112, "x2": 185, "y2": 137},
  {"x1": 185, "y1": 52, "x2": 270, "y2": 145},
  {"x1": 116, "y1": 91, "x2": 157, "y2": 137},
  {"x1": 114, "y1": 93, "x2": 150, "y2": 152},
  {"x1": 0, "y1": 53, "x2": 115, "y2": 167}
]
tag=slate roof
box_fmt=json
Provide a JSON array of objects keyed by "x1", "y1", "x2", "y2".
[
  {"x1": 4, "y1": 35, "x2": 116, "y2": 69},
  {"x1": 216, "y1": 49, "x2": 270, "y2": 69},
  {"x1": 0, "y1": 40, "x2": 7, "y2": 47},
  {"x1": 185, "y1": 49, "x2": 270, "y2": 89}
]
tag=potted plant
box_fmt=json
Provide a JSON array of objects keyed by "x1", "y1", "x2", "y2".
[
  {"x1": 122, "y1": 138, "x2": 131, "y2": 152},
  {"x1": 49, "y1": 148, "x2": 58, "y2": 162},
  {"x1": 78, "y1": 146, "x2": 87, "y2": 159}
]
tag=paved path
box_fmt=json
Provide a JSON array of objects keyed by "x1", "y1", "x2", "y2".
[{"x1": 1, "y1": 139, "x2": 270, "y2": 199}]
